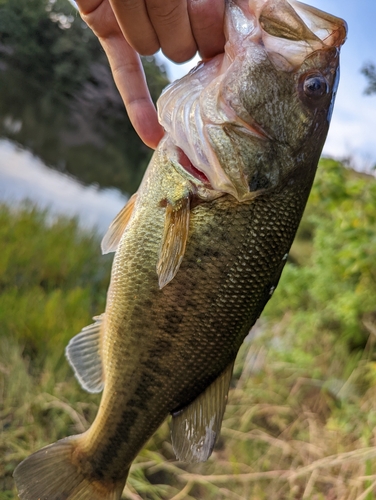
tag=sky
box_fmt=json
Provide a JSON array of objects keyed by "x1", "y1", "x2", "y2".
[{"x1": 158, "y1": 0, "x2": 376, "y2": 172}]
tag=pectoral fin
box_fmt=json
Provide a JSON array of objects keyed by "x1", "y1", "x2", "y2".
[
  {"x1": 65, "y1": 315, "x2": 104, "y2": 393},
  {"x1": 171, "y1": 361, "x2": 234, "y2": 463},
  {"x1": 157, "y1": 195, "x2": 190, "y2": 289},
  {"x1": 101, "y1": 193, "x2": 137, "y2": 254}
]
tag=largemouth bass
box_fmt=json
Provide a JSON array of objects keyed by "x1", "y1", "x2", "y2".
[{"x1": 14, "y1": 0, "x2": 347, "y2": 498}]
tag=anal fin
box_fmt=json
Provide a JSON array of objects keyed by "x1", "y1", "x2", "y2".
[
  {"x1": 171, "y1": 361, "x2": 234, "y2": 463},
  {"x1": 65, "y1": 315, "x2": 104, "y2": 393},
  {"x1": 101, "y1": 192, "x2": 137, "y2": 255},
  {"x1": 157, "y1": 195, "x2": 190, "y2": 289}
]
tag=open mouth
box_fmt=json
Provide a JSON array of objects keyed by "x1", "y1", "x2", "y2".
[
  {"x1": 246, "y1": 0, "x2": 347, "y2": 71},
  {"x1": 158, "y1": 0, "x2": 346, "y2": 202},
  {"x1": 288, "y1": 0, "x2": 347, "y2": 48}
]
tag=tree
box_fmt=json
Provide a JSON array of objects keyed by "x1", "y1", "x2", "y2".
[
  {"x1": 0, "y1": 0, "x2": 169, "y2": 194},
  {"x1": 361, "y1": 62, "x2": 376, "y2": 95}
]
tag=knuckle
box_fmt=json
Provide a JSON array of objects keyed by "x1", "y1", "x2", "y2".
[
  {"x1": 188, "y1": 0, "x2": 225, "y2": 28},
  {"x1": 148, "y1": 1, "x2": 181, "y2": 24},
  {"x1": 132, "y1": 39, "x2": 160, "y2": 56},
  {"x1": 121, "y1": 0, "x2": 144, "y2": 10},
  {"x1": 164, "y1": 45, "x2": 197, "y2": 63}
]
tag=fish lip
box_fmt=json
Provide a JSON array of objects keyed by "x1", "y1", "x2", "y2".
[
  {"x1": 289, "y1": 0, "x2": 348, "y2": 48},
  {"x1": 252, "y1": 0, "x2": 347, "y2": 48},
  {"x1": 244, "y1": 0, "x2": 347, "y2": 72}
]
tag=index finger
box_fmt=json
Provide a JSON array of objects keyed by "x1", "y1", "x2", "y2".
[
  {"x1": 101, "y1": 34, "x2": 164, "y2": 149},
  {"x1": 75, "y1": 0, "x2": 121, "y2": 39},
  {"x1": 76, "y1": 0, "x2": 164, "y2": 148}
]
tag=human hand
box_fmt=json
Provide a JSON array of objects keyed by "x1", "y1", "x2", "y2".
[{"x1": 75, "y1": 0, "x2": 225, "y2": 149}]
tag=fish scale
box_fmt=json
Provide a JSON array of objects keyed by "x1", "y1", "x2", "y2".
[{"x1": 77, "y1": 150, "x2": 308, "y2": 480}]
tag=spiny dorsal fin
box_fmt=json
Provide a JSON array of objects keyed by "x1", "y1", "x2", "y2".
[
  {"x1": 157, "y1": 195, "x2": 190, "y2": 289},
  {"x1": 171, "y1": 361, "x2": 235, "y2": 463},
  {"x1": 101, "y1": 192, "x2": 137, "y2": 255},
  {"x1": 65, "y1": 314, "x2": 104, "y2": 393}
]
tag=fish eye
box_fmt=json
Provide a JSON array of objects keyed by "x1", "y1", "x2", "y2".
[{"x1": 303, "y1": 74, "x2": 329, "y2": 99}]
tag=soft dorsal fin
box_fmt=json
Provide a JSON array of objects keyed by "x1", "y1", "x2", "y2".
[
  {"x1": 65, "y1": 314, "x2": 104, "y2": 393},
  {"x1": 171, "y1": 361, "x2": 235, "y2": 463},
  {"x1": 157, "y1": 195, "x2": 190, "y2": 289},
  {"x1": 101, "y1": 193, "x2": 138, "y2": 255}
]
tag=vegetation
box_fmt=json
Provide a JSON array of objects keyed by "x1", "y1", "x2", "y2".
[
  {"x1": 0, "y1": 0, "x2": 169, "y2": 194},
  {"x1": 362, "y1": 62, "x2": 376, "y2": 96},
  {"x1": 1, "y1": 158, "x2": 376, "y2": 499}
]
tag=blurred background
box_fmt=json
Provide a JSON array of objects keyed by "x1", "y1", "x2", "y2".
[{"x1": 1, "y1": 0, "x2": 376, "y2": 499}]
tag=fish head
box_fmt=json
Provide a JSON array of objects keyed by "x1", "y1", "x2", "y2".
[{"x1": 158, "y1": 0, "x2": 347, "y2": 201}]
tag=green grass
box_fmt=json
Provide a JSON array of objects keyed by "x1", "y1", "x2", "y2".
[{"x1": 1, "y1": 159, "x2": 376, "y2": 499}]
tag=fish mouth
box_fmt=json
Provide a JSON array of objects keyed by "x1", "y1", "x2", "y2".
[
  {"x1": 158, "y1": 0, "x2": 347, "y2": 201},
  {"x1": 245, "y1": 0, "x2": 347, "y2": 71},
  {"x1": 288, "y1": 0, "x2": 347, "y2": 48}
]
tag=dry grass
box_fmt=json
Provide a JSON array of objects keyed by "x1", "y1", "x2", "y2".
[{"x1": 3, "y1": 333, "x2": 376, "y2": 499}]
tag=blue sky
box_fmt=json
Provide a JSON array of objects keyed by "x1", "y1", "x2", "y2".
[{"x1": 159, "y1": 0, "x2": 376, "y2": 171}]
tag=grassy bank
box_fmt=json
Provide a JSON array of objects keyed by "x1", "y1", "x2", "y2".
[{"x1": 1, "y1": 159, "x2": 376, "y2": 499}]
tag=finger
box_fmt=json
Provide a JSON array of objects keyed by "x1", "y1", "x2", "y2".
[
  {"x1": 76, "y1": 0, "x2": 120, "y2": 39},
  {"x1": 109, "y1": 0, "x2": 160, "y2": 56},
  {"x1": 100, "y1": 34, "x2": 164, "y2": 149},
  {"x1": 188, "y1": 0, "x2": 225, "y2": 59},
  {"x1": 146, "y1": 0, "x2": 197, "y2": 62},
  {"x1": 76, "y1": 0, "x2": 163, "y2": 147},
  {"x1": 76, "y1": 0, "x2": 103, "y2": 16}
]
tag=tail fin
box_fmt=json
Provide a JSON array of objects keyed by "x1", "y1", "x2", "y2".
[{"x1": 13, "y1": 436, "x2": 127, "y2": 500}]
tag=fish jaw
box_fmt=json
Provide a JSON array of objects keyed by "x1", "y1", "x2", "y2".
[
  {"x1": 234, "y1": 0, "x2": 347, "y2": 70},
  {"x1": 288, "y1": 0, "x2": 347, "y2": 48},
  {"x1": 158, "y1": 0, "x2": 347, "y2": 202}
]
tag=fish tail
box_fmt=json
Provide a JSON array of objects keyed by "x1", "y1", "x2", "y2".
[{"x1": 13, "y1": 436, "x2": 127, "y2": 500}]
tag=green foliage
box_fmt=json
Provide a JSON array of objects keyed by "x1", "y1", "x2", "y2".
[
  {"x1": 0, "y1": 204, "x2": 110, "y2": 356},
  {"x1": 1, "y1": 160, "x2": 376, "y2": 498},
  {"x1": 265, "y1": 158, "x2": 376, "y2": 367},
  {"x1": 0, "y1": 0, "x2": 168, "y2": 104},
  {"x1": 0, "y1": 0, "x2": 169, "y2": 194},
  {"x1": 362, "y1": 62, "x2": 376, "y2": 96},
  {"x1": 0, "y1": 0, "x2": 95, "y2": 97}
]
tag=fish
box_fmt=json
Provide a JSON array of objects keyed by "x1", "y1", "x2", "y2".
[{"x1": 14, "y1": 0, "x2": 347, "y2": 498}]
